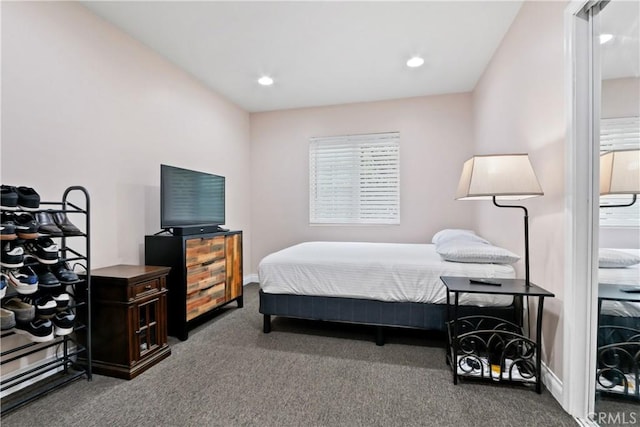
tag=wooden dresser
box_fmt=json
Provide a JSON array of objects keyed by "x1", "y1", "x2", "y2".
[
  {"x1": 144, "y1": 231, "x2": 243, "y2": 340},
  {"x1": 89, "y1": 264, "x2": 171, "y2": 379}
]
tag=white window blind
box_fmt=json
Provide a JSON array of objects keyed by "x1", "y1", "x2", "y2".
[
  {"x1": 309, "y1": 132, "x2": 400, "y2": 224},
  {"x1": 600, "y1": 117, "x2": 640, "y2": 228}
]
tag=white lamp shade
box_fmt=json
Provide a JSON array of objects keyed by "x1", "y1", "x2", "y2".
[
  {"x1": 456, "y1": 154, "x2": 544, "y2": 200},
  {"x1": 600, "y1": 149, "x2": 640, "y2": 195}
]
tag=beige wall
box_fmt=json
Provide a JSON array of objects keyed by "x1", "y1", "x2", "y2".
[
  {"x1": 250, "y1": 94, "x2": 475, "y2": 273},
  {"x1": 1, "y1": 2, "x2": 252, "y2": 270},
  {"x1": 471, "y1": 0, "x2": 567, "y2": 378}
]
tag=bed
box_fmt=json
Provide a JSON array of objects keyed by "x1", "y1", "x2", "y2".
[
  {"x1": 596, "y1": 248, "x2": 640, "y2": 400},
  {"x1": 258, "y1": 239, "x2": 522, "y2": 345}
]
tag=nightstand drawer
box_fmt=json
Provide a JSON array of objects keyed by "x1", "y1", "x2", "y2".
[{"x1": 131, "y1": 278, "x2": 162, "y2": 300}]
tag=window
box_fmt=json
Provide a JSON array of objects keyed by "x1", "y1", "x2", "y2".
[
  {"x1": 309, "y1": 132, "x2": 400, "y2": 224},
  {"x1": 599, "y1": 117, "x2": 640, "y2": 227}
]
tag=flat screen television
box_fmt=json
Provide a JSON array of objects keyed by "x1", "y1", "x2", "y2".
[{"x1": 161, "y1": 164, "x2": 225, "y2": 233}]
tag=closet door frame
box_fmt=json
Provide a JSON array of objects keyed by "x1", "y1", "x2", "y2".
[{"x1": 564, "y1": 0, "x2": 602, "y2": 423}]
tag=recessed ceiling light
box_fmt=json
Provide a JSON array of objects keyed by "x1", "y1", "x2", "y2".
[
  {"x1": 599, "y1": 33, "x2": 613, "y2": 44},
  {"x1": 406, "y1": 56, "x2": 425, "y2": 68},
  {"x1": 258, "y1": 76, "x2": 274, "y2": 86}
]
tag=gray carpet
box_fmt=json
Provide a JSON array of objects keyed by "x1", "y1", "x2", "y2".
[{"x1": 1, "y1": 283, "x2": 576, "y2": 427}]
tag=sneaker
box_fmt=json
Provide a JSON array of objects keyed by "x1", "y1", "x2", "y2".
[
  {"x1": 7, "y1": 266, "x2": 38, "y2": 294},
  {"x1": 1, "y1": 240, "x2": 24, "y2": 268},
  {"x1": 24, "y1": 237, "x2": 58, "y2": 264},
  {"x1": 14, "y1": 213, "x2": 39, "y2": 240},
  {"x1": 21, "y1": 294, "x2": 57, "y2": 318},
  {"x1": 1, "y1": 213, "x2": 17, "y2": 241},
  {"x1": 27, "y1": 257, "x2": 60, "y2": 289},
  {"x1": 51, "y1": 292, "x2": 70, "y2": 311},
  {"x1": 1, "y1": 307, "x2": 16, "y2": 330},
  {"x1": 0, "y1": 273, "x2": 8, "y2": 299},
  {"x1": 51, "y1": 261, "x2": 80, "y2": 285},
  {"x1": 35, "y1": 211, "x2": 63, "y2": 237},
  {"x1": 2, "y1": 296, "x2": 36, "y2": 322},
  {"x1": 14, "y1": 318, "x2": 54, "y2": 342},
  {"x1": 52, "y1": 212, "x2": 83, "y2": 236},
  {"x1": 51, "y1": 310, "x2": 75, "y2": 336},
  {"x1": 0, "y1": 185, "x2": 18, "y2": 211},
  {"x1": 15, "y1": 187, "x2": 40, "y2": 211}
]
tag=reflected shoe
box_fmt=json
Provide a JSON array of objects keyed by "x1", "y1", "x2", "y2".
[
  {"x1": 0, "y1": 273, "x2": 8, "y2": 299},
  {"x1": 52, "y1": 310, "x2": 74, "y2": 336},
  {"x1": 15, "y1": 187, "x2": 40, "y2": 211},
  {"x1": 14, "y1": 213, "x2": 39, "y2": 240},
  {"x1": 1, "y1": 240, "x2": 24, "y2": 268},
  {"x1": 2, "y1": 296, "x2": 36, "y2": 322},
  {"x1": 8, "y1": 266, "x2": 38, "y2": 294},
  {"x1": 51, "y1": 261, "x2": 80, "y2": 285},
  {"x1": 24, "y1": 237, "x2": 58, "y2": 264},
  {"x1": 1, "y1": 307, "x2": 16, "y2": 330},
  {"x1": 15, "y1": 318, "x2": 54, "y2": 342},
  {"x1": 1, "y1": 213, "x2": 17, "y2": 241},
  {"x1": 52, "y1": 212, "x2": 82, "y2": 236},
  {"x1": 0, "y1": 186, "x2": 18, "y2": 211},
  {"x1": 35, "y1": 211, "x2": 63, "y2": 237}
]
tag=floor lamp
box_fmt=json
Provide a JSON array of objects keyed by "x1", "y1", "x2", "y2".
[
  {"x1": 599, "y1": 149, "x2": 640, "y2": 208},
  {"x1": 455, "y1": 154, "x2": 544, "y2": 287}
]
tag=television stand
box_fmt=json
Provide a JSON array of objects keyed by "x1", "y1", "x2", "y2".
[{"x1": 145, "y1": 230, "x2": 243, "y2": 340}]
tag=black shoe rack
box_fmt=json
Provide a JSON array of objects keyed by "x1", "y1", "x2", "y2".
[{"x1": 0, "y1": 186, "x2": 91, "y2": 415}]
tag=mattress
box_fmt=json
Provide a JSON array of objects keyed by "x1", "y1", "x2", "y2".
[
  {"x1": 258, "y1": 241, "x2": 516, "y2": 306},
  {"x1": 599, "y1": 248, "x2": 640, "y2": 317}
]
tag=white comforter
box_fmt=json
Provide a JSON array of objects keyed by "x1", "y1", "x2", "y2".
[{"x1": 259, "y1": 241, "x2": 516, "y2": 306}]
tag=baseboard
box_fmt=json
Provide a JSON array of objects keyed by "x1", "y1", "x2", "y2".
[
  {"x1": 574, "y1": 417, "x2": 598, "y2": 427},
  {"x1": 541, "y1": 361, "x2": 563, "y2": 405},
  {"x1": 243, "y1": 274, "x2": 258, "y2": 285}
]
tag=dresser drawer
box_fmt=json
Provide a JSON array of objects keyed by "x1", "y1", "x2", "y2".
[
  {"x1": 185, "y1": 236, "x2": 225, "y2": 267},
  {"x1": 186, "y1": 259, "x2": 225, "y2": 294},
  {"x1": 186, "y1": 283, "x2": 226, "y2": 321}
]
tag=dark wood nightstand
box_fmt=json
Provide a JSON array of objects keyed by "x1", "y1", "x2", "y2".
[
  {"x1": 88, "y1": 265, "x2": 171, "y2": 379},
  {"x1": 440, "y1": 276, "x2": 554, "y2": 394}
]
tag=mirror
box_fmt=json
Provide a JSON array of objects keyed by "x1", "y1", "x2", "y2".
[{"x1": 594, "y1": 0, "x2": 640, "y2": 422}]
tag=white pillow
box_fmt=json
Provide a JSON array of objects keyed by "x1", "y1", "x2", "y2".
[
  {"x1": 598, "y1": 249, "x2": 640, "y2": 268},
  {"x1": 436, "y1": 240, "x2": 521, "y2": 264},
  {"x1": 432, "y1": 229, "x2": 489, "y2": 246}
]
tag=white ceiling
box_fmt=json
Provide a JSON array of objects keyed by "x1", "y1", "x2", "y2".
[{"x1": 82, "y1": 1, "x2": 524, "y2": 113}]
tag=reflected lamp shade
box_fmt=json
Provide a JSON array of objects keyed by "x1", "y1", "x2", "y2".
[
  {"x1": 600, "y1": 149, "x2": 640, "y2": 195},
  {"x1": 456, "y1": 154, "x2": 544, "y2": 200}
]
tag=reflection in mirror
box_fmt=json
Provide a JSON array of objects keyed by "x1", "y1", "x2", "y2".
[{"x1": 595, "y1": 0, "x2": 640, "y2": 421}]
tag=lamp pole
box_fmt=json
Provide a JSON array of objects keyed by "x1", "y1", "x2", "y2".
[{"x1": 493, "y1": 196, "x2": 530, "y2": 287}]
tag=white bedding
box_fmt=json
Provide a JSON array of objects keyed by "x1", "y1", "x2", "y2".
[
  {"x1": 258, "y1": 241, "x2": 516, "y2": 306},
  {"x1": 599, "y1": 248, "x2": 640, "y2": 317}
]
